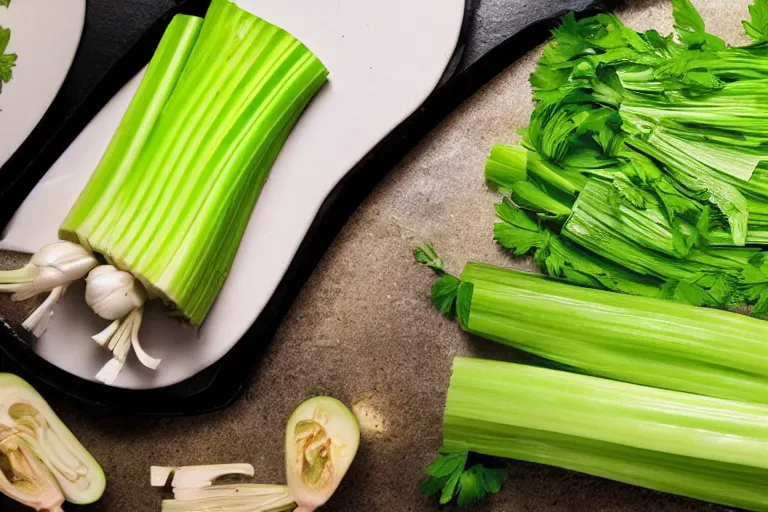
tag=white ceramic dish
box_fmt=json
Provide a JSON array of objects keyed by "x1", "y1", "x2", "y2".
[
  {"x1": 0, "y1": 0, "x2": 85, "y2": 168},
  {"x1": 0, "y1": 0, "x2": 465, "y2": 388}
]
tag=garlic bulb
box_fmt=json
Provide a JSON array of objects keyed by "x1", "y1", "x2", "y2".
[
  {"x1": 85, "y1": 265, "x2": 146, "y2": 320},
  {"x1": 0, "y1": 241, "x2": 97, "y2": 302},
  {"x1": 85, "y1": 265, "x2": 159, "y2": 385},
  {"x1": 0, "y1": 241, "x2": 98, "y2": 338}
]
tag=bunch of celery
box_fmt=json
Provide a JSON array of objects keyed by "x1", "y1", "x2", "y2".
[
  {"x1": 487, "y1": 0, "x2": 768, "y2": 314},
  {"x1": 61, "y1": 0, "x2": 328, "y2": 326},
  {"x1": 0, "y1": 0, "x2": 328, "y2": 384},
  {"x1": 443, "y1": 358, "x2": 768, "y2": 512}
]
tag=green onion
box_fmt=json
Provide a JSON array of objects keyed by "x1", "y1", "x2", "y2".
[
  {"x1": 443, "y1": 357, "x2": 768, "y2": 512},
  {"x1": 60, "y1": 0, "x2": 328, "y2": 325},
  {"x1": 428, "y1": 260, "x2": 768, "y2": 403}
]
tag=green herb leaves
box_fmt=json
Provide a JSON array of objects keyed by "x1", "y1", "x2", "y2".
[
  {"x1": 744, "y1": 0, "x2": 768, "y2": 42},
  {"x1": 672, "y1": 0, "x2": 725, "y2": 50},
  {"x1": 0, "y1": 0, "x2": 10, "y2": 7},
  {"x1": 420, "y1": 452, "x2": 506, "y2": 507},
  {"x1": 431, "y1": 274, "x2": 460, "y2": 316},
  {"x1": 0, "y1": 27, "x2": 16, "y2": 92},
  {"x1": 413, "y1": 243, "x2": 445, "y2": 273}
]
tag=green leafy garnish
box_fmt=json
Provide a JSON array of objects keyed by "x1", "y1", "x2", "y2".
[
  {"x1": 0, "y1": 26, "x2": 16, "y2": 92},
  {"x1": 431, "y1": 274, "x2": 460, "y2": 316},
  {"x1": 744, "y1": 0, "x2": 768, "y2": 42},
  {"x1": 0, "y1": 0, "x2": 10, "y2": 7},
  {"x1": 420, "y1": 452, "x2": 506, "y2": 507},
  {"x1": 672, "y1": 0, "x2": 725, "y2": 49},
  {"x1": 413, "y1": 243, "x2": 445, "y2": 273}
]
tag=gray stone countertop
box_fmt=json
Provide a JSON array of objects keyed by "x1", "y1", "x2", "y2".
[{"x1": 1, "y1": 0, "x2": 753, "y2": 510}]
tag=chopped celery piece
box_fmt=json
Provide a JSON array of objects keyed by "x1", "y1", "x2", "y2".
[
  {"x1": 60, "y1": 0, "x2": 328, "y2": 324},
  {"x1": 429, "y1": 261, "x2": 768, "y2": 403},
  {"x1": 443, "y1": 357, "x2": 768, "y2": 512},
  {"x1": 484, "y1": 145, "x2": 527, "y2": 192}
]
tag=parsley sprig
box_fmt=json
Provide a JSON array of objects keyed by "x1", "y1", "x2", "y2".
[{"x1": 420, "y1": 452, "x2": 506, "y2": 507}]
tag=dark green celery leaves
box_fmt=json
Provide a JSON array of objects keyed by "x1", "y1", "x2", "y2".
[{"x1": 488, "y1": 1, "x2": 768, "y2": 314}]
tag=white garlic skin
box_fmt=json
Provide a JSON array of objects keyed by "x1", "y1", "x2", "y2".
[
  {"x1": 28, "y1": 241, "x2": 98, "y2": 295},
  {"x1": 85, "y1": 265, "x2": 146, "y2": 320}
]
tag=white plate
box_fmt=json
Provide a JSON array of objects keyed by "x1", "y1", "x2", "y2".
[
  {"x1": 0, "y1": 0, "x2": 465, "y2": 388},
  {"x1": 0, "y1": 0, "x2": 85, "y2": 168}
]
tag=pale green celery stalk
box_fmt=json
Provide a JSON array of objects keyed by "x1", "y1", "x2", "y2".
[
  {"x1": 60, "y1": 0, "x2": 328, "y2": 324},
  {"x1": 456, "y1": 262, "x2": 768, "y2": 403},
  {"x1": 443, "y1": 358, "x2": 768, "y2": 511},
  {"x1": 484, "y1": 144, "x2": 527, "y2": 191},
  {"x1": 60, "y1": 15, "x2": 204, "y2": 248}
]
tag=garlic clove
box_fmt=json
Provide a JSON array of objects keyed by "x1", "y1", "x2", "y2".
[{"x1": 85, "y1": 265, "x2": 146, "y2": 320}]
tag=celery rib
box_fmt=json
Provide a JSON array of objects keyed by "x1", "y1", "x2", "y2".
[
  {"x1": 455, "y1": 262, "x2": 768, "y2": 403},
  {"x1": 444, "y1": 358, "x2": 768, "y2": 511}
]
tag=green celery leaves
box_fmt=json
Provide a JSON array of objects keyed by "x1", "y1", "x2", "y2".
[
  {"x1": 0, "y1": 27, "x2": 16, "y2": 92},
  {"x1": 744, "y1": 0, "x2": 768, "y2": 42},
  {"x1": 420, "y1": 452, "x2": 506, "y2": 507}
]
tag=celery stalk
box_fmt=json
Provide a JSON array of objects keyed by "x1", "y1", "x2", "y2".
[
  {"x1": 443, "y1": 358, "x2": 768, "y2": 511},
  {"x1": 452, "y1": 262, "x2": 768, "y2": 403},
  {"x1": 60, "y1": 0, "x2": 328, "y2": 324},
  {"x1": 61, "y1": 15, "x2": 204, "y2": 247}
]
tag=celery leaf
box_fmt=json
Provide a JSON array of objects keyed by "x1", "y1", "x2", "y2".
[
  {"x1": 744, "y1": 0, "x2": 768, "y2": 42},
  {"x1": 431, "y1": 275, "x2": 461, "y2": 316},
  {"x1": 421, "y1": 452, "x2": 506, "y2": 507},
  {"x1": 672, "y1": 0, "x2": 725, "y2": 50},
  {"x1": 457, "y1": 465, "x2": 507, "y2": 507},
  {"x1": 413, "y1": 243, "x2": 444, "y2": 273},
  {"x1": 456, "y1": 281, "x2": 473, "y2": 329},
  {"x1": 0, "y1": 27, "x2": 15, "y2": 91}
]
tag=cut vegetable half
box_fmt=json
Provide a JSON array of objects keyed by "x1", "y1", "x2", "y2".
[
  {"x1": 0, "y1": 374, "x2": 105, "y2": 506},
  {"x1": 0, "y1": 426, "x2": 65, "y2": 512},
  {"x1": 285, "y1": 397, "x2": 360, "y2": 512}
]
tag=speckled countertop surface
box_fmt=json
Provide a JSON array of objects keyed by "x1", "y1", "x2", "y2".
[{"x1": 1, "y1": 0, "x2": 755, "y2": 510}]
